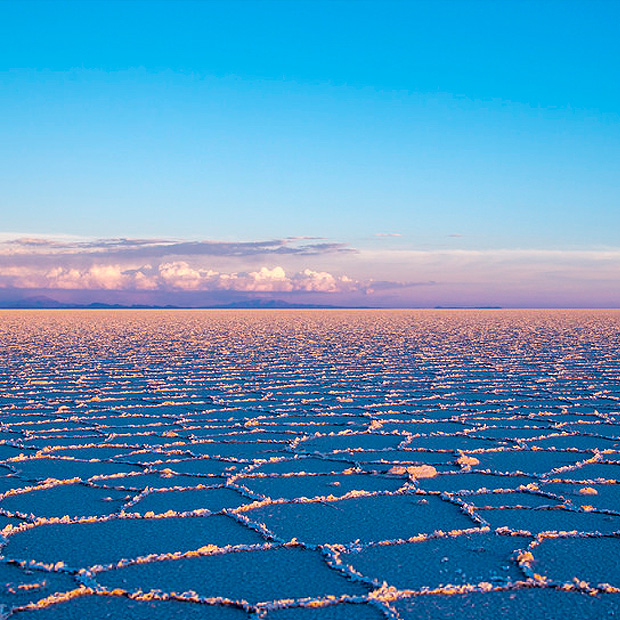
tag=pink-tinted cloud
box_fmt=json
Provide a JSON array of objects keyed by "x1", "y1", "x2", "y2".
[{"x1": 0, "y1": 262, "x2": 363, "y2": 294}]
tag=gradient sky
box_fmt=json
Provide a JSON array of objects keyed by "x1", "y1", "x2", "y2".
[{"x1": 1, "y1": 0, "x2": 619, "y2": 307}]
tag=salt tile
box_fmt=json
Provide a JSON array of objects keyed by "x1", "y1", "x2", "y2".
[
  {"x1": 132, "y1": 487, "x2": 249, "y2": 514},
  {"x1": 22, "y1": 437, "x2": 104, "y2": 448},
  {"x1": 406, "y1": 436, "x2": 502, "y2": 451},
  {"x1": 32, "y1": 430, "x2": 96, "y2": 438},
  {"x1": 262, "y1": 423, "x2": 366, "y2": 436},
  {"x1": 0, "y1": 515, "x2": 26, "y2": 529},
  {"x1": 108, "y1": 435, "x2": 187, "y2": 448},
  {"x1": 187, "y1": 442, "x2": 289, "y2": 460},
  {"x1": 0, "y1": 473, "x2": 31, "y2": 494},
  {"x1": 242, "y1": 473, "x2": 404, "y2": 500},
  {"x1": 45, "y1": 446, "x2": 134, "y2": 460},
  {"x1": 478, "y1": 507, "x2": 620, "y2": 534},
  {"x1": 115, "y1": 451, "x2": 177, "y2": 464},
  {"x1": 417, "y1": 473, "x2": 535, "y2": 493},
  {"x1": 4, "y1": 515, "x2": 263, "y2": 567},
  {"x1": 164, "y1": 458, "x2": 238, "y2": 476},
  {"x1": 182, "y1": 427, "x2": 247, "y2": 439},
  {"x1": 299, "y1": 434, "x2": 404, "y2": 453},
  {"x1": 245, "y1": 495, "x2": 475, "y2": 545},
  {"x1": 97, "y1": 472, "x2": 225, "y2": 490},
  {"x1": 266, "y1": 603, "x2": 383, "y2": 619},
  {"x1": 0, "y1": 483, "x2": 128, "y2": 518},
  {"x1": 294, "y1": 415, "x2": 368, "y2": 426},
  {"x1": 97, "y1": 546, "x2": 368, "y2": 603},
  {"x1": 558, "y1": 463, "x2": 620, "y2": 482},
  {"x1": 255, "y1": 458, "x2": 352, "y2": 475},
  {"x1": 219, "y1": 431, "x2": 295, "y2": 442},
  {"x1": 581, "y1": 424, "x2": 620, "y2": 439},
  {"x1": 0, "y1": 562, "x2": 77, "y2": 608},
  {"x1": 345, "y1": 532, "x2": 526, "y2": 588},
  {"x1": 0, "y1": 414, "x2": 43, "y2": 424},
  {"x1": 481, "y1": 418, "x2": 555, "y2": 428},
  {"x1": 0, "y1": 444, "x2": 29, "y2": 460},
  {"x1": 540, "y1": 482, "x2": 620, "y2": 512},
  {"x1": 468, "y1": 491, "x2": 559, "y2": 509},
  {"x1": 13, "y1": 458, "x2": 141, "y2": 482},
  {"x1": 343, "y1": 450, "x2": 456, "y2": 466},
  {"x1": 91, "y1": 415, "x2": 164, "y2": 427},
  {"x1": 11, "y1": 421, "x2": 85, "y2": 433},
  {"x1": 534, "y1": 536, "x2": 620, "y2": 587},
  {"x1": 475, "y1": 451, "x2": 584, "y2": 476},
  {"x1": 0, "y1": 432, "x2": 21, "y2": 443},
  {"x1": 379, "y1": 422, "x2": 470, "y2": 434},
  {"x1": 470, "y1": 428, "x2": 554, "y2": 441},
  {"x1": 525, "y1": 435, "x2": 620, "y2": 451},
  {"x1": 393, "y1": 589, "x2": 620, "y2": 619}
]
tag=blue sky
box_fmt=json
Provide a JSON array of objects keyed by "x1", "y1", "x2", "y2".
[{"x1": 1, "y1": 0, "x2": 619, "y2": 306}]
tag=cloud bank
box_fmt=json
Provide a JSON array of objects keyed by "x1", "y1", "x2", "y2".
[
  {"x1": 1, "y1": 234, "x2": 619, "y2": 307},
  {"x1": 0, "y1": 235, "x2": 423, "y2": 299},
  {"x1": 0, "y1": 236, "x2": 354, "y2": 259},
  {"x1": 0, "y1": 262, "x2": 363, "y2": 294}
]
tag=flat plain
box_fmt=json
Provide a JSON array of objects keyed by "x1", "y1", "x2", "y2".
[{"x1": 1, "y1": 309, "x2": 619, "y2": 619}]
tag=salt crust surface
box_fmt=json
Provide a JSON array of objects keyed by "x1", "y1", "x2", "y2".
[
  {"x1": 267, "y1": 603, "x2": 384, "y2": 619},
  {"x1": 0, "y1": 309, "x2": 619, "y2": 619},
  {"x1": 393, "y1": 589, "x2": 620, "y2": 619}
]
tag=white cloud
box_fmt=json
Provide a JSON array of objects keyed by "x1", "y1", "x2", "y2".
[
  {"x1": 156, "y1": 263, "x2": 359, "y2": 293},
  {"x1": 0, "y1": 261, "x2": 362, "y2": 294},
  {"x1": 158, "y1": 262, "x2": 220, "y2": 290},
  {"x1": 234, "y1": 266, "x2": 291, "y2": 292}
]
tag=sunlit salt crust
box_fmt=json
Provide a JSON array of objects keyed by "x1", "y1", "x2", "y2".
[{"x1": 1, "y1": 309, "x2": 620, "y2": 618}]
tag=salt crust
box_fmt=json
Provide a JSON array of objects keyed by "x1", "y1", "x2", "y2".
[{"x1": 1, "y1": 310, "x2": 620, "y2": 618}]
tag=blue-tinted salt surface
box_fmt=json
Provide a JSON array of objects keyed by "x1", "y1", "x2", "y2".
[{"x1": 1, "y1": 309, "x2": 620, "y2": 618}]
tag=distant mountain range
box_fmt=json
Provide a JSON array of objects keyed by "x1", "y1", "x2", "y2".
[
  {"x1": 0, "y1": 295, "x2": 349, "y2": 310},
  {"x1": 433, "y1": 305, "x2": 503, "y2": 309},
  {"x1": 0, "y1": 295, "x2": 506, "y2": 310}
]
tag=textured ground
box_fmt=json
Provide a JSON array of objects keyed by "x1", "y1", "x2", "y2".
[{"x1": 1, "y1": 309, "x2": 619, "y2": 619}]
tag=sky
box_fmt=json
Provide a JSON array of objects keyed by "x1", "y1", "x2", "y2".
[{"x1": 1, "y1": 0, "x2": 619, "y2": 307}]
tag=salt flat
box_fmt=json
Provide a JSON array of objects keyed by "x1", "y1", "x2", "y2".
[{"x1": 1, "y1": 309, "x2": 619, "y2": 619}]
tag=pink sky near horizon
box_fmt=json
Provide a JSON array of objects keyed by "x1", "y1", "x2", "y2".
[{"x1": 0, "y1": 234, "x2": 618, "y2": 308}]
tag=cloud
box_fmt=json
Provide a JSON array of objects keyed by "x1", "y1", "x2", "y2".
[
  {"x1": 0, "y1": 262, "x2": 363, "y2": 294},
  {"x1": 285, "y1": 236, "x2": 327, "y2": 241},
  {"x1": 375, "y1": 233, "x2": 402, "y2": 238},
  {"x1": 0, "y1": 236, "x2": 355, "y2": 259},
  {"x1": 356, "y1": 248, "x2": 620, "y2": 294},
  {"x1": 6, "y1": 237, "x2": 62, "y2": 247},
  {"x1": 156, "y1": 262, "x2": 218, "y2": 290},
  {"x1": 2, "y1": 233, "x2": 619, "y2": 306},
  {"x1": 46, "y1": 264, "x2": 129, "y2": 290},
  {"x1": 158, "y1": 264, "x2": 361, "y2": 293},
  {"x1": 365, "y1": 280, "x2": 437, "y2": 292},
  {"x1": 0, "y1": 264, "x2": 142, "y2": 290}
]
